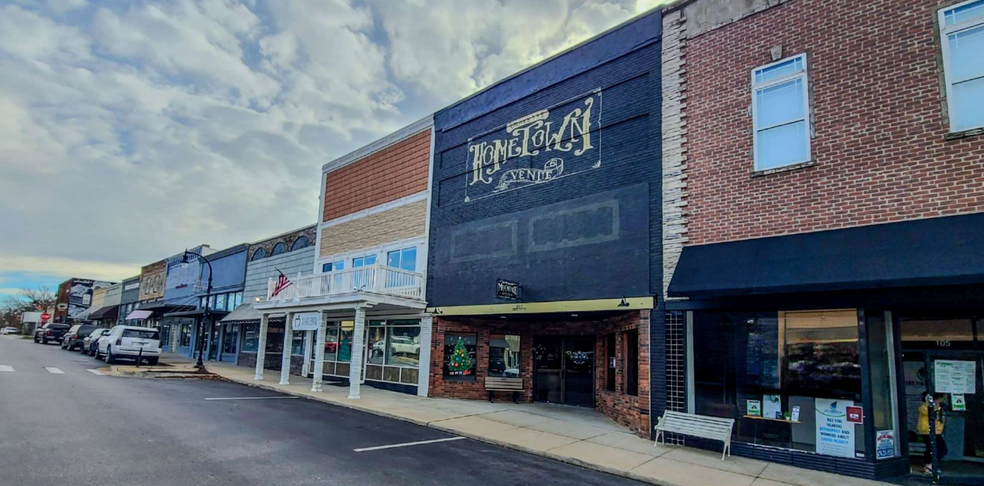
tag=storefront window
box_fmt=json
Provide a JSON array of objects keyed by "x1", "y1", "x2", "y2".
[
  {"x1": 323, "y1": 325, "x2": 339, "y2": 361},
  {"x1": 388, "y1": 326, "x2": 421, "y2": 368},
  {"x1": 625, "y1": 331, "x2": 639, "y2": 396},
  {"x1": 243, "y1": 323, "x2": 258, "y2": 352},
  {"x1": 266, "y1": 323, "x2": 284, "y2": 353},
  {"x1": 291, "y1": 331, "x2": 305, "y2": 356},
  {"x1": 693, "y1": 309, "x2": 866, "y2": 459},
  {"x1": 179, "y1": 324, "x2": 191, "y2": 347},
  {"x1": 337, "y1": 320, "x2": 354, "y2": 362},
  {"x1": 444, "y1": 333, "x2": 477, "y2": 381},
  {"x1": 367, "y1": 326, "x2": 386, "y2": 365},
  {"x1": 489, "y1": 334, "x2": 520, "y2": 378},
  {"x1": 216, "y1": 294, "x2": 226, "y2": 311}
]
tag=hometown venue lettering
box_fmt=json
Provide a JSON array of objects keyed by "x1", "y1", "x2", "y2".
[{"x1": 468, "y1": 95, "x2": 596, "y2": 187}]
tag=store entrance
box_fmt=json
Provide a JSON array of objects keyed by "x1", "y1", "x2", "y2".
[
  {"x1": 901, "y1": 315, "x2": 984, "y2": 483},
  {"x1": 533, "y1": 336, "x2": 595, "y2": 408}
]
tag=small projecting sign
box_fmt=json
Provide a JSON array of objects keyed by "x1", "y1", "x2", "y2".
[{"x1": 496, "y1": 279, "x2": 521, "y2": 301}]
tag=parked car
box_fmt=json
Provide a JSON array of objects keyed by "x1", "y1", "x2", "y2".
[
  {"x1": 96, "y1": 325, "x2": 161, "y2": 365},
  {"x1": 1, "y1": 327, "x2": 19, "y2": 335},
  {"x1": 61, "y1": 324, "x2": 99, "y2": 351},
  {"x1": 34, "y1": 323, "x2": 70, "y2": 345},
  {"x1": 83, "y1": 328, "x2": 110, "y2": 356}
]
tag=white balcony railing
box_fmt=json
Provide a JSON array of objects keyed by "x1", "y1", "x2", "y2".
[{"x1": 266, "y1": 265, "x2": 424, "y2": 302}]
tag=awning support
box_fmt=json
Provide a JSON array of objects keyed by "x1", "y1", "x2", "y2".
[
  {"x1": 254, "y1": 314, "x2": 269, "y2": 381},
  {"x1": 279, "y1": 312, "x2": 295, "y2": 385}
]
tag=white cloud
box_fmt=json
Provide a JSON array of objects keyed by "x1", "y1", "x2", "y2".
[{"x1": 0, "y1": 0, "x2": 663, "y2": 286}]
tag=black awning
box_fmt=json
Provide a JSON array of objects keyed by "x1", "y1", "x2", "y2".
[
  {"x1": 667, "y1": 213, "x2": 984, "y2": 299},
  {"x1": 87, "y1": 305, "x2": 119, "y2": 321},
  {"x1": 162, "y1": 309, "x2": 230, "y2": 319},
  {"x1": 138, "y1": 300, "x2": 195, "y2": 317}
]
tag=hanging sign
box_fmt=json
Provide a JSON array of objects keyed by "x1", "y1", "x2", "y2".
[
  {"x1": 291, "y1": 312, "x2": 320, "y2": 331},
  {"x1": 934, "y1": 360, "x2": 976, "y2": 394},
  {"x1": 816, "y1": 398, "x2": 856, "y2": 458},
  {"x1": 465, "y1": 89, "x2": 602, "y2": 202},
  {"x1": 496, "y1": 279, "x2": 521, "y2": 301}
]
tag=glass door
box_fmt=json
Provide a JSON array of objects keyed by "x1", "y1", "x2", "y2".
[
  {"x1": 901, "y1": 315, "x2": 984, "y2": 482},
  {"x1": 220, "y1": 323, "x2": 238, "y2": 362},
  {"x1": 534, "y1": 337, "x2": 563, "y2": 404},
  {"x1": 563, "y1": 337, "x2": 595, "y2": 408}
]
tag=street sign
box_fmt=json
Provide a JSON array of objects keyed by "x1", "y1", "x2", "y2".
[
  {"x1": 496, "y1": 279, "x2": 521, "y2": 301},
  {"x1": 40, "y1": 313, "x2": 51, "y2": 322}
]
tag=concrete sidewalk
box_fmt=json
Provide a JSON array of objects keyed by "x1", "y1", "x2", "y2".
[{"x1": 164, "y1": 356, "x2": 892, "y2": 486}]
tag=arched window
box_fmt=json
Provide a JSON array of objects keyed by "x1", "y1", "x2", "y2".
[
  {"x1": 290, "y1": 236, "x2": 310, "y2": 251},
  {"x1": 271, "y1": 242, "x2": 286, "y2": 256},
  {"x1": 251, "y1": 248, "x2": 266, "y2": 261}
]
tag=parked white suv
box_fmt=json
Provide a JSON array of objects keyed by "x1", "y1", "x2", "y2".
[{"x1": 96, "y1": 326, "x2": 161, "y2": 365}]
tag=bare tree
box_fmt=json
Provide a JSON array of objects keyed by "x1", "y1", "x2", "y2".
[{"x1": 19, "y1": 286, "x2": 55, "y2": 311}]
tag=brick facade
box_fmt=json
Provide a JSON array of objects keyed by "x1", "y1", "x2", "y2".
[
  {"x1": 683, "y1": 0, "x2": 984, "y2": 247},
  {"x1": 318, "y1": 199, "x2": 427, "y2": 258},
  {"x1": 322, "y1": 129, "x2": 430, "y2": 222},
  {"x1": 429, "y1": 311, "x2": 650, "y2": 437}
]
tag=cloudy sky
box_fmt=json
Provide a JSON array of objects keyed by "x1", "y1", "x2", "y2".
[{"x1": 0, "y1": 0, "x2": 661, "y2": 294}]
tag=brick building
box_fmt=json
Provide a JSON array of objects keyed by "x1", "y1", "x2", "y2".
[
  {"x1": 425, "y1": 10, "x2": 663, "y2": 437},
  {"x1": 661, "y1": 0, "x2": 984, "y2": 480},
  {"x1": 53, "y1": 278, "x2": 113, "y2": 324},
  {"x1": 253, "y1": 117, "x2": 433, "y2": 399}
]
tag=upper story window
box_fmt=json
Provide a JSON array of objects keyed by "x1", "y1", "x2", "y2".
[
  {"x1": 322, "y1": 260, "x2": 344, "y2": 273},
  {"x1": 290, "y1": 236, "x2": 310, "y2": 251},
  {"x1": 939, "y1": 0, "x2": 984, "y2": 132},
  {"x1": 752, "y1": 54, "x2": 812, "y2": 171},
  {"x1": 353, "y1": 254, "x2": 378, "y2": 268},
  {"x1": 270, "y1": 242, "x2": 286, "y2": 256},
  {"x1": 250, "y1": 248, "x2": 266, "y2": 261},
  {"x1": 386, "y1": 247, "x2": 418, "y2": 272}
]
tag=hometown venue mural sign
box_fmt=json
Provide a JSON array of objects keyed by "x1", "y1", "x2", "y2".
[{"x1": 465, "y1": 89, "x2": 602, "y2": 202}]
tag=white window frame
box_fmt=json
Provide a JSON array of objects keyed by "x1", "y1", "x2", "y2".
[
  {"x1": 751, "y1": 53, "x2": 812, "y2": 171},
  {"x1": 939, "y1": 0, "x2": 984, "y2": 133}
]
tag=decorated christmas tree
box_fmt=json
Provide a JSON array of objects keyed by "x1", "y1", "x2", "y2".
[{"x1": 448, "y1": 337, "x2": 473, "y2": 375}]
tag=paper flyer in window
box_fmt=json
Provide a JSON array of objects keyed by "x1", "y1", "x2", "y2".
[
  {"x1": 763, "y1": 394, "x2": 782, "y2": 419},
  {"x1": 746, "y1": 399, "x2": 762, "y2": 416}
]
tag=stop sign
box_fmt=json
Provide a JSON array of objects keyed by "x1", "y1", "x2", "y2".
[{"x1": 41, "y1": 313, "x2": 51, "y2": 322}]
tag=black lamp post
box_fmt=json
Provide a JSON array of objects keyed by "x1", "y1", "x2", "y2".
[{"x1": 182, "y1": 249, "x2": 212, "y2": 370}]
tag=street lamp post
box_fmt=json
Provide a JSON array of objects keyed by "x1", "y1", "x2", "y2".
[{"x1": 183, "y1": 250, "x2": 213, "y2": 370}]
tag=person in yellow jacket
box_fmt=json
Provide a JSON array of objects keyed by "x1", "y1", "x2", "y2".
[{"x1": 918, "y1": 392, "x2": 948, "y2": 474}]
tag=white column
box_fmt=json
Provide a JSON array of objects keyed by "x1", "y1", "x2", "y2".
[
  {"x1": 416, "y1": 314, "x2": 433, "y2": 397},
  {"x1": 302, "y1": 330, "x2": 312, "y2": 376},
  {"x1": 254, "y1": 313, "x2": 269, "y2": 380},
  {"x1": 348, "y1": 306, "x2": 366, "y2": 399},
  {"x1": 312, "y1": 311, "x2": 327, "y2": 392},
  {"x1": 280, "y1": 312, "x2": 294, "y2": 385}
]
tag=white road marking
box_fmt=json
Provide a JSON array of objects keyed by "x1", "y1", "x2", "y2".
[
  {"x1": 0, "y1": 365, "x2": 14, "y2": 372},
  {"x1": 44, "y1": 367, "x2": 65, "y2": 374},
  {"x1": 353, "y1": 436, "x2": 466, "y2": 453},
  {"x1": 203, "y1": 396, "x2": 301, "y2": 401},
  {"x1": 87, "y1": 369, "x2": 104, "y2": 376}
]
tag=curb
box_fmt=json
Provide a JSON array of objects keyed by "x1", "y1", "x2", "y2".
[{"x1": 210, "y1": 370, "x2": 672, "y2": 486}]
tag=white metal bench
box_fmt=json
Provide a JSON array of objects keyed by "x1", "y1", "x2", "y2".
[{"x1": 654, "y1": 410, "x2": 735, "y2": 460}]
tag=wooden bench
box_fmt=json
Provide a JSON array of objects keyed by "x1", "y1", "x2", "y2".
[
  {"x1": 654, "y1": 410, "x2": 735, "y2": 460},
  {"x1": 485, "y1": 376, "x2": 523, "y2": 403}
]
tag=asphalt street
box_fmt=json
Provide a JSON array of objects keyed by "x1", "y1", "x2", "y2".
[{"x1": 0, "y1": 335, "x2": 642, "y2": 486}]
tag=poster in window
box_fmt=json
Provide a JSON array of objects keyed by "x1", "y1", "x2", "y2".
[
  {"x1": 763, "y1": 394, "x2": 782, "y2": 419},
  {"x1": 815, "y1": 398, "x2": 855, "y2": 458},
  {"x1": 934, "y1": 360, "x2": 976, "y2": 394}
]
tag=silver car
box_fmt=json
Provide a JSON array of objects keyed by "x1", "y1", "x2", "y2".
[{"x1": 83, "y1": 328, "x2": 110, "y2": 356}]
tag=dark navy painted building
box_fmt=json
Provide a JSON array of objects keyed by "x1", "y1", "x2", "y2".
[{"x1": 425, "y1": 10, "x2": 663, "y2": 436}]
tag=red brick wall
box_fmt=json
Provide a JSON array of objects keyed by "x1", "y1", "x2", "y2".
[
  {"x1": 429, "y1": 312, "x2": 650, "y2": 437},
  {"x1": 323, "y1": 129, "x2": 431, "y2": 222},
  {"x1": 685, "y1": 0, "x2": 984, "y2": 246}
]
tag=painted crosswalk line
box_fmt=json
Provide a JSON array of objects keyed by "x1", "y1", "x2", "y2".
[
  {"x1": 44, "y1": 367, "x2": 65, "y2": 374},
  {"x1": 0, "y1": 365, "x2": 13, "y2": 372},
  {"x1": 87, "y1": 369, "x2": 103, "y2": 376}
]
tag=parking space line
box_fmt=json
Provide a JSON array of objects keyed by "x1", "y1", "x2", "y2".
[
  {"x1": 87, "y1": 369, "x2": 103, "y2": 375},
  {"x1": 353, "y1": 436, "x2": 465, "y2": 452},
  {"x1": 204, "y1": 396, "x2": 300, "y2": 401},
  {"x1": 0, "y1": 365, "x2": 13, "y2": 372},
  {"x1": 44, "y1": 367, "x2": 65, "y2": 374}
]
